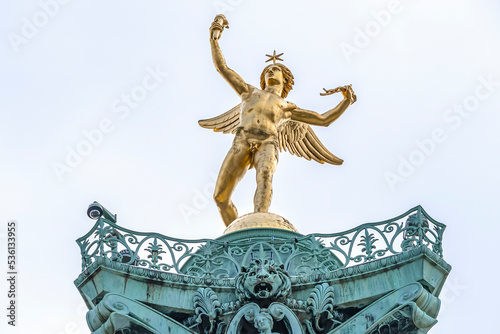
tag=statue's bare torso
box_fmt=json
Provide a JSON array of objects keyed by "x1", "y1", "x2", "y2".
[{"x1": 239, "y1": 86, "x2": 294, "y2": 137}]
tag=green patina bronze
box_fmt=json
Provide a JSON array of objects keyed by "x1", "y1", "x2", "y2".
[{"x1": 75, "y1": 205, "x2": 451, "y2": 333}]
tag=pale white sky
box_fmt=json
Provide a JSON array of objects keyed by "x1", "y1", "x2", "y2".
[{"x1": 1, "y1": 0, "x2": 500, "y2": 333}]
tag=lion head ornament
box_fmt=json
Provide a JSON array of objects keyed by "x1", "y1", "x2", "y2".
[{"x1": 235, "y1": 259, "x2": 291, "y2": 303}]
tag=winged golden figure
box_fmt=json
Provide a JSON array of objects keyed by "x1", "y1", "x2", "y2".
[{"x1": 200, "y1": 15, "x2": 356, "y2": 227}]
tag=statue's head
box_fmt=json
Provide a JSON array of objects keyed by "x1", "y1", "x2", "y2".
[
  {"x1": 260, "y1": 63, "x2": 294, "y2": 98},
  {"x1": 254, "y1": 312, "x2": 274, "y2": 332}
]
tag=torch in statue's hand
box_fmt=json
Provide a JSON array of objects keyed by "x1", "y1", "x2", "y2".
[{"x1": 210, "y1": 14, "x2": 229, "y2": 40}]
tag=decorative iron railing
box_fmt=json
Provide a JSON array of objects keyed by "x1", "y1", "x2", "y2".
[{"x1": 76, "y1": 206, "x2": 445, "y2": 279}]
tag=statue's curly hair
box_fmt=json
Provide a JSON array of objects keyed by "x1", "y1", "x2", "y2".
[{"x1": 260, "y1": 63, "x2": 294, "y2": 98}]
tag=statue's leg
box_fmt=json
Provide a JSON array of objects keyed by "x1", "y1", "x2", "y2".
[
  {"x1": 253, "y1": 141, "x2": 278, "y2": 213},
  {"x1": 214, "y1": 135, "x2": 251, "y2": 226}
]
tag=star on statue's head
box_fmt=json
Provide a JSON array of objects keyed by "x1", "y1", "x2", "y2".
[{"x1": 265, "y1": 50, "x2": 284, "y2": 64}]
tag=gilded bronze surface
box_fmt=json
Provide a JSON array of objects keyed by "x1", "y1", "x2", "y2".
[
  {"x1": 200, "y1": 15, "x2": 356, "y2": 227},
  {"x1": 223, "y1": 212, "x2": 299, "y2": 235}
]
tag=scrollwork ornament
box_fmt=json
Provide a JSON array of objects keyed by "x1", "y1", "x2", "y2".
[
  {"x1": 111, "y1": 301, "x2": 129, "y2": 313},
  {"x1": 242, "y1": 303, "x2": 261, "y2": 323},
  {"x1": 267, "y1": 303, "x2": 286, "y2": 322}
]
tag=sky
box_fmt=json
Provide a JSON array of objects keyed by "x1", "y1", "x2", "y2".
[{"x1": 1, "y1": 0, "x2": 500, "y2": 333}]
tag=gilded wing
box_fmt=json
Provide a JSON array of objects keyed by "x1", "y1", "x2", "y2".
[
  {"x1": 277, "y1": 120, "x2": 343, "y2": 165},
  {"x1": 198, "y1": 104, "x2": 241, "y2": 134}
]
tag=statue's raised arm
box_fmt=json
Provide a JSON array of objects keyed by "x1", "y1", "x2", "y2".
[{"x1": 209, "y1": 15, "x2": 250, "y2": 97}]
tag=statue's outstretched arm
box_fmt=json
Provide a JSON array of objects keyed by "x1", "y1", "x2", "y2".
[
  {"x1": 210, "y1": 15, "x2": 249, "y2": 97},
  {"x1": 289, "y1": 85, "x2": 354, "y2": 127}
]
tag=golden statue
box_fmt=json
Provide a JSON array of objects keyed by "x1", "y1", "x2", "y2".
[{"x1": 199, "y1": 15, "x2": 356, "y2": 227}]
